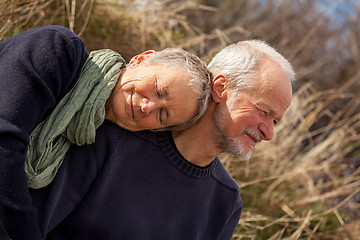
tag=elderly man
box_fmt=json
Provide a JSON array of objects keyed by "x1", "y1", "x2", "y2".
[
  {"x1": 173, "y1": 40, "x2": 294, "y2": 165},
  {"x1": 20, "y1": 40, "x2": 293, "y2": 240}
]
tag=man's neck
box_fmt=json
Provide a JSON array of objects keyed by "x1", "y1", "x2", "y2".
[{"x1": 172, "y1": 104, "x2": 221, "y2": 167}]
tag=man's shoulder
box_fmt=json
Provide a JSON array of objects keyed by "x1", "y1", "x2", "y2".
[
  {"x1": 212, "y1": 158, "x2": 243, "y2": 212},
  {"x1": 212, "y1": 157, "x2": 240, "y2": 193}
]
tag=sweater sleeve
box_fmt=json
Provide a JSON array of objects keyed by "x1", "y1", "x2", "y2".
[
  {"x1": 0, "y1": 26, "x2": 88, "y2": 240},
  {"x1": 219, "y1": 189, "x2": 243, "y2": 240},
  {"x1": 219, "y1": 206, "x2": 242, "y2": 240}
]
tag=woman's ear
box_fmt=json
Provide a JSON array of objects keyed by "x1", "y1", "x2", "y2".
[
  {"x1": 211, "y1": 74, "x2": 227, "y2": 103},
  {"x1": 128, "y1": 50, "x2": 156, "y2": 68}
]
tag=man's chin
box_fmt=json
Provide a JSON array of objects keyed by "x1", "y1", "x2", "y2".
[
  {"x1": 241, "y1": 152, "x2": 252, "y2": 160},
  {"x1": 234, "y1": 150, "x2": 252, "y2": 160},
  {"x1": 225, "y1": 140, "x2": 253, "y2": 160}
]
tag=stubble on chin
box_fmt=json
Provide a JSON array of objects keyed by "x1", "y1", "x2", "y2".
[
  {"x1": 224, "y1": 137, "x2": 253, "y2": 160},
  {"x1": 214, "y1": 106, "x2": 253, "y2": 160}
]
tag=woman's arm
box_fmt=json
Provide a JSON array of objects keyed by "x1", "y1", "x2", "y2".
[{"x1": 0, "y1": 26, "x2": 88, "y2": 240}]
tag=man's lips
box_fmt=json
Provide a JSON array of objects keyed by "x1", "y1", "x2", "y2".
[
  {"x1": 246, "y1": 133, "x2": 258, "y2": 145},
  {"x1": 245, "y1": 130, "x2": 261, "y2": 146}
]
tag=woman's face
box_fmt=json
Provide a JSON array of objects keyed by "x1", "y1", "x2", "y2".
[{"x1": 105, "y1": 60, "x2": 199, "y2": 131}]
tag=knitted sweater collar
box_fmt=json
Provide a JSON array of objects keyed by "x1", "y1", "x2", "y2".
[{"x1": 157, "y1": 131, "x2": 217, "y2": 179}]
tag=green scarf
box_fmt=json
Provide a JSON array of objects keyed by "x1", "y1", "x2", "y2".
[{"x1": 25, "y1": 49, "x2": 126, "y2": 189}]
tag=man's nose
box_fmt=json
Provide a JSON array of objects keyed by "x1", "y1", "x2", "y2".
[
  {"x1": 140, "y1": 98, "x2": 159, "y2": 115},
  {"x1": 259, "y1": 121, "x2": 274, "y2": 141}
]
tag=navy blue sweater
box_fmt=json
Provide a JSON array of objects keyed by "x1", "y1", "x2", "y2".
[
  {"x1": 30, "y1": 121, "x2": 242, "y2": 239},
  {"x1": 0, "y1": 26, "x2": 89, "y2": 239}
]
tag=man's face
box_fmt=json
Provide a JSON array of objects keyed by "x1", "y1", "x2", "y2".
[
  {"x1": 214, "y1": 61, "x2": 292, "y2": 159},
  {"x1": 106, "y1": 64, "x2": 198, "y2": 131}
]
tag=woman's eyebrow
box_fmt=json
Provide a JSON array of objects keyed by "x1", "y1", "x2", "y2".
[{"x1": 156, "y1": 74, "x2": 169, "y2": 97}]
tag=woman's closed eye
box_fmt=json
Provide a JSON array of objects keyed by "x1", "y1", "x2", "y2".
[{"x1": 159, "y1": 108, "x2": 168, "y2": 124}]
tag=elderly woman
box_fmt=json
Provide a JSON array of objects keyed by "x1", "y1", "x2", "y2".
[{"x1": 0, "y1": 26, "x2": 212, "y2": 240}]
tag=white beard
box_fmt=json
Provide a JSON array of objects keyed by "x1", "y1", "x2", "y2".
[{"x1": 214, "y1": 105, "x2": 253, "y2": 160}]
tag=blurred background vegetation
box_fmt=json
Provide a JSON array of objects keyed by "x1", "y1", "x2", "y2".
[{"x1": 1, "y1": 0, "x2": 359, "y2": 239}]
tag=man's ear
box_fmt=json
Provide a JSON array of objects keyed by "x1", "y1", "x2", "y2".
[
  {"x1": 128, "y1": 50, "x2": 156, "y2": 68},
  {"x1": 211, "y1": 74, "x2": 227, "y2": 103}
]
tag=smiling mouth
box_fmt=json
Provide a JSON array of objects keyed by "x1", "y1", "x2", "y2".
[
  {"x1": 246, "y1": 134, "x2": 257, "y2": 145},
  {"x1": 244, "y1": 129, "x2": 261, "y2": 146}
]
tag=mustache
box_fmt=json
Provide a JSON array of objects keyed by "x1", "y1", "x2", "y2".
[{"x1": 243, "y1": 128, "x2": 261, "y2": 143}]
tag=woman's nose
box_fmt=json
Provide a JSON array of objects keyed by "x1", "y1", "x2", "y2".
[{"x1": 140, "y1": 98, "x2": 159, "y2": 114}]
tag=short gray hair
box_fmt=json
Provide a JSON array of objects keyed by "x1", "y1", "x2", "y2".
[
  {"x1": 208, "y1": 40, "x2": 295, "y2": 100},
  {"x1": 145, "y1": 48, "x2": 212, "y2": 131}
]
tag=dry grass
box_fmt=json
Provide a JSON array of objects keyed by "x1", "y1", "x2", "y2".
[
  {"x1": 1, "y1": 0, "x2": 359, "y2": 239},
  {"x1": 0, "y1": 0, "x2": 95, "y2": 40}
]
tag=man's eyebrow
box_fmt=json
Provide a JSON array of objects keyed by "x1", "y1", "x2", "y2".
[
  {"x1": 258, "y1": 103, "x2": 281, "y2": 119},
  {"x1": 256, "y1": 102, "x2": 271, "y2": 112}
]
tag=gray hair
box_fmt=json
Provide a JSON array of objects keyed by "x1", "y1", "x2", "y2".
[
  {"x1": 208, "y1": 40, "x2": 295, "y2": 101},
  {"x1": 145, "y1": 48, "x2": 212, "y2": 131}
]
